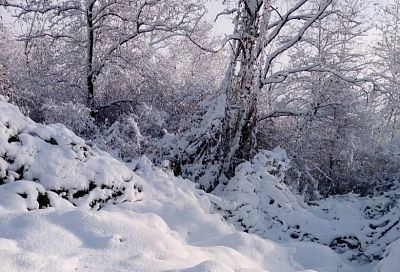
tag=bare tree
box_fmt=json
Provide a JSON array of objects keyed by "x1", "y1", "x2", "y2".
[
  {"x1": 254, "y1": 0, "x2": 374, "y2": 196},
  {"x1": 1, "y1": 0, "x2": 206, "y2": 109},
  {"x1": 372, "y1": 0, "x2": 400, "y2": 138}
]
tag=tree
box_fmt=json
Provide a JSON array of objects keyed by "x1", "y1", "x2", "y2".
[
  {"x1": 373, "y1": 0, "x2": 400, "y2": 138},
  {"x1": 255, "y1": 0, "x2": 375, "y2": 196},
  {"x1": 219, "y1": 0, "x2": 333, "y2": 177},
  {"x1": 166, "y1": 0, "x2": 334, "y2": 191},
  {"x1": 0, "y1": 23, "x2": 21, "y2": 106},
  {"x1": 1, "y1": 0, "x2": 207, "y2": 109}
]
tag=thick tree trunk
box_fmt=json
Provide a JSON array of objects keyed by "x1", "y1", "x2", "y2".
[{"x1": 217, "y1": 1, "x2": 263, "y2": 183}]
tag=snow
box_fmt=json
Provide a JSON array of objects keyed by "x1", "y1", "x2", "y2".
[
  {"x1": 0, "y1": 158, "x2": 353, "y2": 272},
  {"x1": 0, "y1": 97, "x2": 142, "y2": 211},
  {"x1": 0, "y1": 168, "x2": 355, "y2": 272},
  {"x1": 210, "y1": 148, "x2": 400, "y2": 270},
  {"x1": 375, "y1": 239, "x2": 400, "y2": 272},
  {"x1": 0, "y1": 96, "x2": 398, "y2": 272}
]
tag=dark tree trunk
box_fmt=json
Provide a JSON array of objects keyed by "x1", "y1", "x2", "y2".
[{"x1": 86, "y1": 2, "x2": 95, "y2": 109}]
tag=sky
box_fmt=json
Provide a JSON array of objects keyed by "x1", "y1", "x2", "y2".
[
  {"x1": 0, "y1": 7, "x2": 14, "y2": 28},
  {"x1": 206, "y1": 1, "x2": 234, "y2": 35}
]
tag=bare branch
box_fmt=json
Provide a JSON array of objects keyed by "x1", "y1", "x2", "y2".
[
  {"x1": 258, "y1": 109, "x2": 307, "y2": 121},
  {"x1": 261, "y1": 0, "x2": 334, "y2": 86}
]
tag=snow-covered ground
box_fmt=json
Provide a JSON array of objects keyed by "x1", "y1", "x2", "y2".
[
  {"x1": 211, "y1": 149, "x2": 400, "y2": 265},
  {"x1": 0, "y1": 96, "x2": 398, "y2": 272}
]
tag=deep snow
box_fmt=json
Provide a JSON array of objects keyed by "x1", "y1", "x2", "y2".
[{"x1": 0, "y1": 95, "x2": 398, "y2": 272}]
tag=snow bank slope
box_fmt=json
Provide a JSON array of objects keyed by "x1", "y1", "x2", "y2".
[
  {"x1": 0, "y1": 96, "x2": 142, "y2": 211},
  {"x1": 0, "y1": 97, "x2": 354, "y2": 272}
]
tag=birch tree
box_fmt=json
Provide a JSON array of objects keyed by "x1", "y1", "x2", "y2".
[
  {"x1": 220, "y1": 0, "x2": 332, "y2": 175},
  {"x1": 167, "y1": 0, "x2": 334, "y2": 191}
]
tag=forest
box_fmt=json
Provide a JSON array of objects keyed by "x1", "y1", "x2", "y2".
[{"x1": 1, "y1": 0, "x2": 400, "y2": 271}]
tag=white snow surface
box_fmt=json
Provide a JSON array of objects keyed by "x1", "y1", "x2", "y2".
[
  {"x1": 0, "y1": 96, "x2": 398, "y2": 272},
  {"x1": 0, "y1": 157, "x2": 355, "y2": 272}
]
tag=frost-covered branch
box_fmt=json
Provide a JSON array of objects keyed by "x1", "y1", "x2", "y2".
[
  {"x1": 261, "y1": 0, "x2": 333, "y2": 87},
  {"x1": 258, "y1": 109, "x2": 307, "y2": 121}
]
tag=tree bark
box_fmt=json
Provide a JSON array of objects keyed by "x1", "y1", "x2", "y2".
[{"x1": 217, "y1": 0, "x2": 266, "y2": 182}]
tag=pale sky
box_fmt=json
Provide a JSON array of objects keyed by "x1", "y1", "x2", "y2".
[{"x1": 206, "y1": 1, "x2": 234, "y2": 35}]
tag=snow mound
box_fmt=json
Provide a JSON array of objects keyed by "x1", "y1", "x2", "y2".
[
  {"x1": 0, "y1": 206, "x2": 355, "y2": 272},
  {"x1": 0, "y1": 97, "x2": 142, "y2": 211}
]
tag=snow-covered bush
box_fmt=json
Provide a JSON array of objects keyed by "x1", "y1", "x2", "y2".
[
  {"x1": 136, "y1": 103, "x2": 169, "y2": 138},
  {"x1": 0, "y1": 96, "x2": 142, "y2": 211},
  {"x1": 41, "y1": 100, "x2": 98, "y2": 137},
  {"x1": 0, "y1": 64, "x2": 33, "y2": 116},
  {"x1": 211, "y1": 147, "x2": 294, "y2": 235},
  {"x1": 39, "y1": 101, "x2": 165, "y2": 161},
  {"x1": 154, "y1": 94, "x2": 227, "y2": 191},
  {"x1": 0, "y1": 65, "x2": 12, "y2": 98},
  {"x1": 93, "y1": 114, "x2": 145, "y2": 160}
]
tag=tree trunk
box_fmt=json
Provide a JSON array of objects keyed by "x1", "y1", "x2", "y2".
[
  {"x1": 86, "y1": 2, "x2": 95, "y2": 109},
  {"x1": 217, "y1": 0, "x2": 264, "y2": 183}
]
